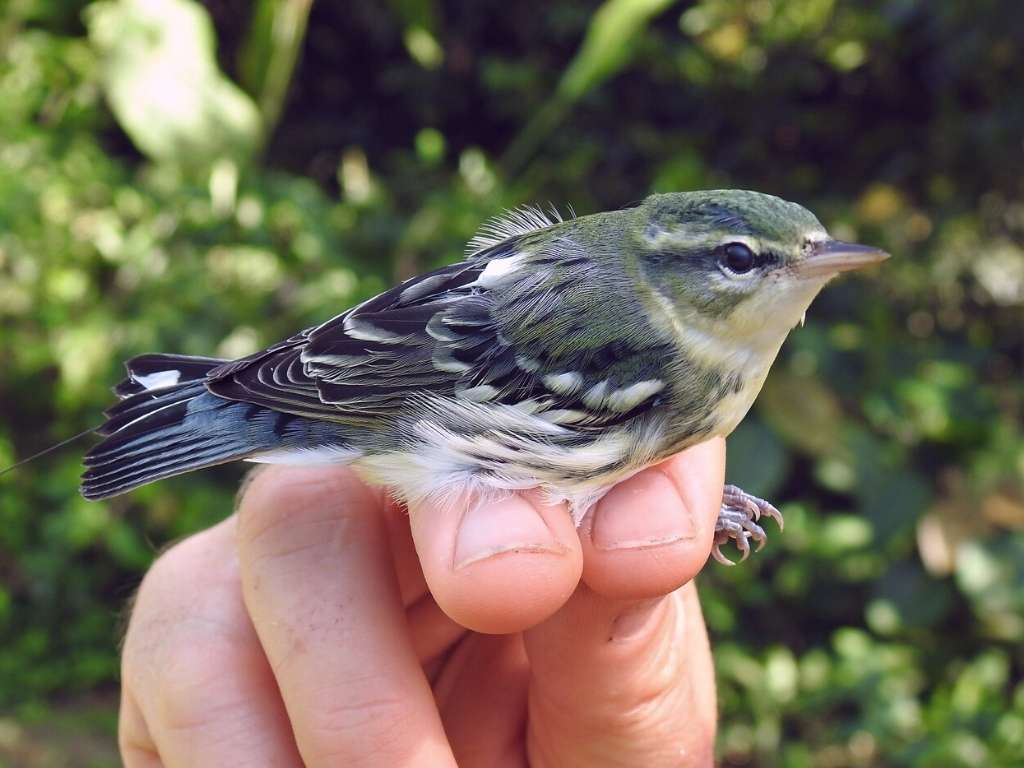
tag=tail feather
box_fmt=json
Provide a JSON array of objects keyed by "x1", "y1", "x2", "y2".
[
  {"x1": 84, "y1": 433, "x2": 222, "y2": 473},
  {"x1": 82, "y1": 391, "x2": 276, "y2": 499},
  {"x1": 83, "y1": 440, "x2": 217, "y2": 493},
  {"x1": 113, "y1": 353, "x2": 228, "y2": 398},
  {"x1": 98, "y1": 385, "x2": 220, "y2": 438},
  {"x1": 102, "y1": 380, "x2": 207, "y2": 424},
  {"x1": 82, "y1": 354, "x2": 273, "y2": 500},
  {"x1": 82, "y1": 440, "x2": 243, "y2": 498},
  {"x1": 82, "y1": 352, "x2": 357, "y2": 499},
  {"x1": 87, "y1": 415, "x2": 195, "y2": 465}
]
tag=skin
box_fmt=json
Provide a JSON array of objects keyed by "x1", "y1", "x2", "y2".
[{"x1": 119, "y1": 438, "x2": 724, "y2": 767}]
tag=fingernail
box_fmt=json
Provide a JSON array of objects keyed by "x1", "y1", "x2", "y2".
[
  {"x1": 610, "y1": 598, "x2": 665, "y2": 642},
  {"x1": 592, "y1": 470, "x2": 696, "y2": 551},
  {"x1": 454, "y1": 495, "x2": 564, "y2": 570}
]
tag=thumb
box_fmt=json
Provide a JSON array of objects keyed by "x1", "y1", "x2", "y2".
[{"x1": 522, "y1": 582, "x2": 716, "y2": 767}]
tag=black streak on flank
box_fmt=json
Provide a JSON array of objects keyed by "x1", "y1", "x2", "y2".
[{"x1": 728, "y1": 371, "x2": 746, "y2": 395}]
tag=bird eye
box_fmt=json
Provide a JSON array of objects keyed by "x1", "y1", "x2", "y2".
[{"x1": 720, "y1": 243, "x2": 756, "y2": 274}]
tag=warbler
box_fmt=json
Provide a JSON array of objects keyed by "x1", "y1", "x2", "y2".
[{"x1": 80, "y1": 190, "x2": 888, "y2": 563}]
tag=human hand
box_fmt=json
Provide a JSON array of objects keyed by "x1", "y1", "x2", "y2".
[{"x1": 119, "y1": 438, "x2": 725, "y2": 767}]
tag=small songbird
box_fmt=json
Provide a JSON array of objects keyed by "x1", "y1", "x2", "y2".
[{"x1": 80, "y1": 190, "x2": 888, "y2": 563}]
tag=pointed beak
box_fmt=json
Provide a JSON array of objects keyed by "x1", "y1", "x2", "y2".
[{"x1": 797, "y1": 240, "x2": 890, "y2": 279}]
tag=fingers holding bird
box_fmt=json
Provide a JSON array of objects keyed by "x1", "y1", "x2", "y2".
[
  {"x1": 234, "y1": 465, "x2": 459, "y2": 768},
  {"x1": 512, "y1": 439, "x2": 723, "y2": 765},
  {"x1": 407, "y1": 489, "x2": 584, "y2": 635},
  {"x1": 405, "y1": 437, "x2": 725, "y2": 633},
  {"x1": 416, "y1": 439, "x2": 725, "y2": 766},
  {"x1": 120, "y1": 516, "x2": 304, "y2": 767},
  {"x1": 119, "y1": 440, "x2": 726, "y2": 766}
]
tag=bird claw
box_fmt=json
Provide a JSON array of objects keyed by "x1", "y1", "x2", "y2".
[
  {"x1": 712, "y1": 485, "x2": 784, "y2": 565},
  {"x1": 711, "y1": 541, "x2": 737, "y2": 566}
]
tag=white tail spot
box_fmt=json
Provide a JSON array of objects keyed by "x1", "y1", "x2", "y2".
[{"x1": 135, "y1": 370, "x2": 181, "y2": 390}]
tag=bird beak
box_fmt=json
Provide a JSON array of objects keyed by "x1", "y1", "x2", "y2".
[{"x1": 797, "y1": 240, "x2": 890, "y2": 279}]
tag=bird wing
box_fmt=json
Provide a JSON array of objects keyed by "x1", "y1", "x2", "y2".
[{"x1": 204, "y1": 238, "x2": 671, "y2": 431}]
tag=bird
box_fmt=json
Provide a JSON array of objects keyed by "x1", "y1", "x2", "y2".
[{"x1": 80, "y1": 189, "x2": 889, "y2": 564}]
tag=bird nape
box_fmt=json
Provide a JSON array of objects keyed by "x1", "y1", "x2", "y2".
[{"x1": 79, "y1": 189, "x2": 889, "y2": 564}]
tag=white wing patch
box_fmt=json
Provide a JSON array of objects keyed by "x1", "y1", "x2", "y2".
[
  {"x1": 474, "y1": 253, "x2": 528, "y2": 288},
  {"x1": 515, "y1": 355, "x2": 541, "y2": 373},
  {"x1": 604, "y1": 380, "x2": 665, "y2": 412},
  {"x1": 582, "y1": 380, "x2": 610, "y2": 408},
  {"x1": 432, "y1": 354, "x2": 473, "y2": 374},
  {"x1": 465, "y1": 204, "x2": 569, "y2": 256},
  {"x1": 543, "y1": 371, "x2": 584, "y2": 395},
  {"x1": 458, "y1": 384, "x2": 500, "y2": 402},
  {"x1": 538, "y1": 409, "x2": 592, "y2": 425},
  {"x1": 134, "y1": 370, "x2": 181, "y2": 390},
  {"x1": 580, "y1": 378, "x2": 664, "y2": 412}
]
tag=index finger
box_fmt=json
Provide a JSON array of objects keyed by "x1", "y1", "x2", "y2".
[
  {"x1": 236, "y1": 466, "x2": 458, "y2": 768},
  {"x1": 404, "y1": 439, "x2": 724, "y2": 634}
]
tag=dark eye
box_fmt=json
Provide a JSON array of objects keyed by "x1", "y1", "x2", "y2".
[{"x1": 720, "y1": 243, "x2": 756, "y2": 274}]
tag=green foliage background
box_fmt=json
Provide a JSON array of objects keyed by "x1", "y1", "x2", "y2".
[{"x1": 1, "y1": 0, "x2": 1022, "y2": 764}]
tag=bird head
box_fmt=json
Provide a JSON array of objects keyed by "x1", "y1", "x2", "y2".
[{"x1": 631, "y1": 190, "x2": 889, "y2": 351}]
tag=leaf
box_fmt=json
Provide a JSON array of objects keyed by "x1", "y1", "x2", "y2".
[
  {"x1": 237, "y1": 0, "x2": 312, "y2": 142},
  {"x1": 502, "y1": 0, "x2": 677, "y2": 173},
  {"x1": 558, "y1": 0, "x2": 677, "y2": 101}
]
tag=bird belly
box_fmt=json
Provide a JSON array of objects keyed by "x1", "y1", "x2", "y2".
[{"x1": 351, "y1": 400, "x2": 672, "y2": 525}]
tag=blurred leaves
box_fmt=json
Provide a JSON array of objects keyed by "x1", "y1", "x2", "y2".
[
  {"x1": 559, "y1": 0, "x2": 677, "y2": 100},
  {"x1": 1, "y1": 0, "x2": 1023, "y2": 765},
  {"x1": 85, "y1": 0, "x2": 261, "y2": 168},
  {"x1": 503, "y1": 0, "x2": 677, "y2": 172}
]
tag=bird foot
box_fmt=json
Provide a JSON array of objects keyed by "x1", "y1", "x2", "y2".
[{"x1": 711, "y1": 484, "x2": 785, "y2": 566}]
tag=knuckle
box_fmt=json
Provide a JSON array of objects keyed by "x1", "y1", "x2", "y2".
[
  {"x1": 118, "y1": 735, "x2": 160, "y2": 767},
  {"x1": 122, "y1": 523, "x2": 244, "y2": 687},
  {"x1": 605, "y1": 680, "x2": 680, "y2": 733},
  {"x1": 154, "y1": 635, "x2": 255, "y2": 732},
  {"x1": 122, "y1": 544, "x2": 205, "y2": 668},
  {"x1": 141, "y1": 537, "x2": 204, "y2": 595},
  {"x1": 145, "y1": 522, "x2": 237, "y2": 597}
]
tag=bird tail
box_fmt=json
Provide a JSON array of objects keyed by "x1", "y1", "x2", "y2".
[{"x1": 81, "y1": 353, "x2": 275, "y2": 500}]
